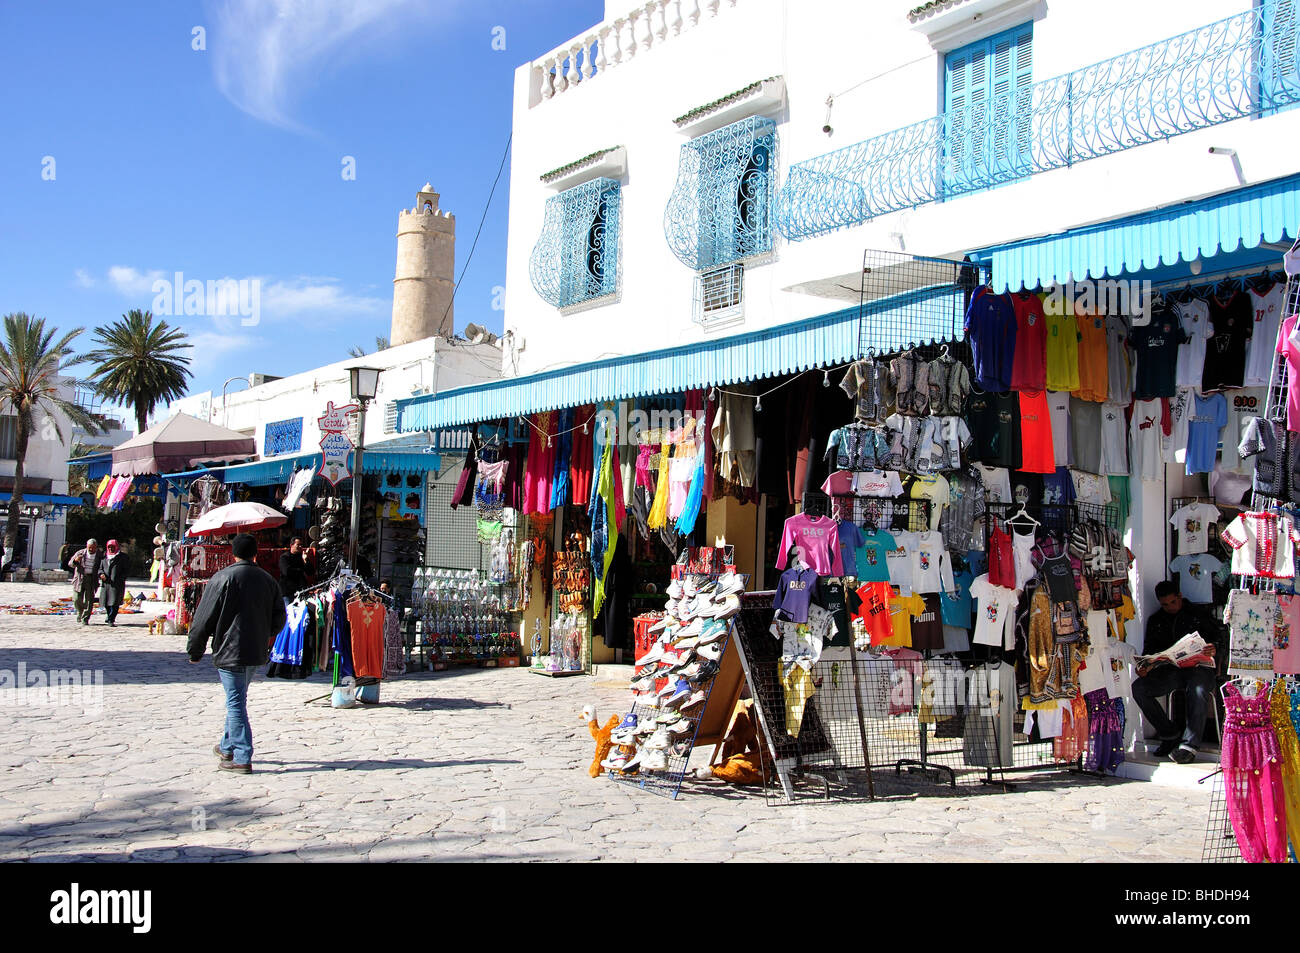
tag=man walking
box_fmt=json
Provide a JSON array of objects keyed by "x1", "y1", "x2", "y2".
[
  {"x1": 69, "y1": 539, "x2": 103, "y2": 625},
  {"x1": 186, "y1": 534, "x2": 286, "y2": 774},
  {"x1": 278, "y1": 535, "x2": 308, "y2": 603}
]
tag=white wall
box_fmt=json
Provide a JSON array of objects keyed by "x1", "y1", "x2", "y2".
[{"x1": 503, "y1": 0, "x2": 1292, "y2": 377}]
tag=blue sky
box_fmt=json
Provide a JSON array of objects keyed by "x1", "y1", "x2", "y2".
[{"x1": 0, "y1": 0, "x2": 602, "y2": 418}]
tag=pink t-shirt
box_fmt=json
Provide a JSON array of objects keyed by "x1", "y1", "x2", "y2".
[
  {"x1": 1275, "y1": 593, "x2": 1300, "y2": 674},
  {"x1": 776, "y1": 514, "x2": 844, "y2": 576},
  {"x1": 1276, "y1": 314, "x2": 1300, "y2": 430}
]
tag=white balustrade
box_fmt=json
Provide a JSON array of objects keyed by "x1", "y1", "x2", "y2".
[{"x1": 669, "y1": 0, "x2": 684, "y2": 36}]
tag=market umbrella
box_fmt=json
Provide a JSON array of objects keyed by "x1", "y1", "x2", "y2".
[
  {"x1": 187, "y1": 501, "x2": 287, "y2": 537},
  {"x1": 111, "y1": 413, "x2": 256, "y2": 476}
]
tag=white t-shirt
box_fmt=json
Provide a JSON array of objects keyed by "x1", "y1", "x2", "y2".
[
  {"x1": 1169, "y1": 502, "x2": 1221, "y2": 555},
  {"x1": 1070, "y1": 470, "x2": 1112, "y2": 506},
  {"x1": 1130, "y1": 398, "x2": 1164, "y2": 482},
  {"x1": 969, "y1": 573, "x2": 1019, "y2": 649},
  {"x1": 852, "y1": 470, "x2": 905, "y2": 497},
  {"x1": 1099, "y1": 403, "x2": 1129, "y2": 476},
  {"x1": 974, "y1": 464, "x2": 1012, "y2": 504},
  {"x1": 1220, "y1": 388, "x2": 1267, "y2": 475},
  {"x1": 1047, "y1": 390, "x2": 1072, "y2": 467},
  {"x1": 1174, "y1": 299, "x2": 1212, "y2": 390},
  {"x1": 1078, "y1": 610, "x2": 1114, "y2": 695},
  {"x1": 1011, "y1": 528, "x2": 1037, "y2": 589},
  {"x1": 909, "y1": 474, "x2": 949, "y2": 531},
  {"x1": 1162, "y1": 387, "x2": 1194, "y2": 464},
  {"x1": 910, "y1": 530, "x2": 955, "y2": 595},
  {"x1": 1221, "y1": 512, "x2": 1300, "y2": 579},
  {"x1": 1169, "y1": 552, "x2": 1223, "y2": 604},
  {"x1": 1244, "y1": 284, "x2": 1285, "y2": 387},
  {"x1": 885, "y1": 530, "x2": 920, "y2": 594}
]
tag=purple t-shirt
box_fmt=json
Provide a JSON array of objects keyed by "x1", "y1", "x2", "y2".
[
  {"x1": 837, "y1": 520, "x2": 867, "y2": 578},
  {"x1": 773, "y1": 567, "x2": 820, "y2": 624},
  {"x1": 965, "y1": 288, "x2": 1016, "y2": 392}
]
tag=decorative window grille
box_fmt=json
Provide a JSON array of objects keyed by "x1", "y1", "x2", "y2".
[
  {"x1": 529, "y1": 177, "x2": 620, "y2": 309},
  {"x1": 263, "y1": 417, "x2": 303, "y2": 456},
  {"x1": 943, "y1": 23, "x2": 1033, "y2": 194},
  {"x1": 665, "y1": 116, "x2": 777, "y2": 271},
  {"x1": 693, "y1": 263, "x2": 745, "y2": 329}
]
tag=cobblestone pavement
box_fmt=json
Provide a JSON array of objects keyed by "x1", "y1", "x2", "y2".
[{"x1": 0, "y1": 582, "x2": 1209, "y2": 862}]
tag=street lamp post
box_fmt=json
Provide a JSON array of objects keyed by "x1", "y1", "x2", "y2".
[{"x1": 346, "y1": 366, "x2": 381, "y2": 574}]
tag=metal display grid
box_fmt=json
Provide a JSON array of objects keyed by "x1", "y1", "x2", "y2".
[
  {"x1": 605, "y1": 572, "x2": 749, "y2": 800},
  {"x1": 857, "y1": 249, "x2": 984, "y2": 358}
]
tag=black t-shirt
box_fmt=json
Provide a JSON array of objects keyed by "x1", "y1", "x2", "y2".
[
  {"x1": 816, "y1": 576, "x2": 858, "y2": 648},
  {"x1": 1130, "y1": 305, "x2": 1186, "y2": 399},
  {"x1": 1040, "y1": 553, "x2": 1077, "y2": 605},
  {"x1": 967, "y1": 390, "x2": 1022, "y2": 469},
  {"x1": 1202, "y1": 292, "x2": 1253, "y2": 392},
  {"x1": 910, "y1": 593, "x2": 945, "y2": 651},
  {"x1": 1010, "y1": 470, "x2": 1043, "y2": 509}
]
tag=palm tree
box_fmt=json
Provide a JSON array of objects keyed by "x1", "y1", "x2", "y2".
[
  {"x1": 84, "y1": 309, "x2": 192, "y2": 435},
  {"x1": 0, "y1": 313, "x2": 106, "y2": 568},
  {"x1": 348, "y1": 336, "x2": 389, "y2": 358}
]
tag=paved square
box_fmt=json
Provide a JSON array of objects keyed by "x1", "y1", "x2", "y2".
[{"x1": 0, "y1": 582, "x2": 1208, "y2": 862}]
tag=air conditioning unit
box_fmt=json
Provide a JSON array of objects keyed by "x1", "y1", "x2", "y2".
[
  {"x1": 249, "y1": 373, "x2": 282, "y2": 388},
  {"x1": 384, "y1": 401, "x2": 398, "y2": 434},
  {"x1": 693, "y1": 263, "x2": 745, "y2": 330}
]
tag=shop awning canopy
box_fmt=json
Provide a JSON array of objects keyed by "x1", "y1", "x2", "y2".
[
  {"x1": 66, "y1": 450, "x2": 114, "y2": 481},
  {"x1": 111, "y1": 413, "x2": 256, "y2": 476},
  {"x1": 976, "y1": 173, "x2": 1300, "y2": 293},
  {"x1": 396, "y1": 304, "x2": 864, "y2": 432},
  {"x1": 0, "y1": 493, "x2": 84, "y2": 506},
  {"x1": 162, "y1": 449, "x2": 443, "y2": 487}
]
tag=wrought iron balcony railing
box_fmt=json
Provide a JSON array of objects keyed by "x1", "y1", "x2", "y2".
[{"x1": 775, "y1": 4, "x2": 1300, "y2": 241}]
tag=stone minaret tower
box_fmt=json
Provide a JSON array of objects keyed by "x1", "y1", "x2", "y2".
[{"x1": 391, "y1": 184, "x2": 456, "y2": 345}]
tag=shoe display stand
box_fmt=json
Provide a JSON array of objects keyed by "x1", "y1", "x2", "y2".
[{"x1": 605, "y1": 572, "x2": 749, "y2": 800}]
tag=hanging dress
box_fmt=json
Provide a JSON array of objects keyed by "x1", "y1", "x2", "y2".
[
  {"x1": 1270, "y1": 682, "x2": 1300, "y2": 857},
  {"x1": 1221, "y1": 682, "x2": 1288, "y2": 863},
  {"x1": 646, "y1": 436, "x2": 673, "y2": 530}
]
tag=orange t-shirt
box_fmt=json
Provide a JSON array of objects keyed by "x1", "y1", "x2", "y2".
[
  {"x1": 1017, "y1": 390, "x2": 1057, "y2": 473},
  {"x1": 854, "y1": 581, "x2": 895, "y2": 646},
  {"x1": 346, "y1": 597, "x2": 387, "y2": 679},
  {"x1": 1074, "y1": 309, "x2": 1109, "y2": 402}
]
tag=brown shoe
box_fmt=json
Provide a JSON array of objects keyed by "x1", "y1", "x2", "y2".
[
  {"x1": 218, "y1": 760, "x2": 252, "y2": 774},
  {"x1": 213, "y1": 745, "x2": 233, "y2": 763}
]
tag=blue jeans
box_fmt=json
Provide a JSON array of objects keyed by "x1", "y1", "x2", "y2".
[{"x1": 217, "y1": 665, "x2": 257, "y2": 765}]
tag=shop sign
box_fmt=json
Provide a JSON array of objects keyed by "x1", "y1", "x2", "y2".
[
  {"x1": 317, "y1": 401, "x2": 359, "y2": 433},
  {"x1": 319, "y1": 431, "x2": 352, "y2": 486}
]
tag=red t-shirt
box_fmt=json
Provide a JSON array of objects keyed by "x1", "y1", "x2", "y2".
[
  {"x1": 1010, "y1": 293, "x2": 1048, "y2": 391},
  {"x1": 853, "y1": 581, "x2": 895, "y2": 646},
  {"x1": 1017, "y1": 390, "x2": 1056, "y2": 473}
]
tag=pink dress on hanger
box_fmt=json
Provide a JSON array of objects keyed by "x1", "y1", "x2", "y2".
[
  {"x1": 522, "y1": 411, "x2": 557, "y2": 516},
  {"x1": 1221, "y1": 681, "x2": 1288, "y2": 863}
]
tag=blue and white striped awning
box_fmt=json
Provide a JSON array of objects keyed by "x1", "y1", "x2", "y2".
[
  {"x1": 977, "y1": 173, "x2": 1300, "y2": 292},
  {"x1": 397, "y1": 304, "x2": 863, "y2": 432},
  {"x1": 162, "y1": 450, "x2": 443, "y2": 487}
]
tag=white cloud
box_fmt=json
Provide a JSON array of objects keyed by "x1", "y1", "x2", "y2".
[
  {"x1": 180, "y1": 330, "x2": 267, "y2": 383},
  {"x1": 73, "y1": 269, "x2": 96, "y2": 288},
  {"x1": 207, "y1": 0, "x2": 454, "y2": 130},
  {"x1": 106, "y1": 265, "x2": 167, "y2": 297},
  {"x1": 261, "y1": 277, "x2": 387, "y2": 318}
]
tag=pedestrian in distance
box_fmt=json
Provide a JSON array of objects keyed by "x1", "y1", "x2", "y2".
[
  {"x1": 69, "y1": 538, "x2": 103, "y2": 625},
  {"x1": 186, "y1": 533, "x2": 286, "y2": 774},
  {"x1": 98, "y1": 539, "x2": 129, "y2": 626}
]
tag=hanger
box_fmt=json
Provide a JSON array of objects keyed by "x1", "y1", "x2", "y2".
[
  {"x1": 1222, "y1": 675, "x2": 1267, "y2": 700},
  {"x1": 1007, "y1": 503, "x2": 1041, "y2": 532}
]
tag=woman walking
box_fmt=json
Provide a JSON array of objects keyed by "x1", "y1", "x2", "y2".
[{"x1": 99, "y1": 539, "x2": 129, "y2": 626}]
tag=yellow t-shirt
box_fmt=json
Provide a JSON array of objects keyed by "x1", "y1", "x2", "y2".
[
  {"x1": 878, "y1": 587, "x2": 927, "y2": 647},
  {"x1": 1044, "y1": 311, "x2": 1081, "y2": 392},
  {"x1": 1074, "y1": 309, "x2": 1109, "y2": 402}
]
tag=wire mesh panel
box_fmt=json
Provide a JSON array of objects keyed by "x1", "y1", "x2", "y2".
[
  {"x1": 1200, "y1": 770, "x2": 1245, "y2": 863},
  {"x1": 424, "y1": 461, "x2": 484, "y2": 571},
  {"x1": 857, "y1": 249, "x2": 984, "y2": 356}
]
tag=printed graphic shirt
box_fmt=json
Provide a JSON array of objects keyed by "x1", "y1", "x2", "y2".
[
  {"x1": 836, "y1": 519, "x2": 867, "y2": 578},
  {"x1": 852, "y1": 470, "x2": 906, "y2": 497},
  {"x1": 967, "y1": 390, "x2": 1022, "y2": 469},
  {"x1": 1202, "y1": 292, "x2": 1252, "y2": 393},
  {"x1": 880, "y1": 587, "x2": 927, "y2": 648},
  {"x1": 1162, "y1": 387, "x2": 1195, "y2": 465},
  {"x1": 1225, "y1": 588, "x2": 1277, "y2": 676},
  {"x1": 1273, "y1": 592, "x2": 1300, "y2": 674},
  {"x1": 1129, "y1": 397, "x2": 1168, "y2": 482},
  {"x1": 776, "y1": 514, "x2": 844, "y2": 576},
  {"x1": 1221, "y1": 388, "x2": 1267, "y2": 475},
  {"x1": 855, "y1": 528, "x2": 895, "y2": 583},
  {"x1": 1074, "y1": 309, "x2": 1110, "y2": 402},
  {"x1": 1010, "y1": 291, "x2": 1048, "y2": 391},
  {"x1": 1169, "y1": 502, "x2": 1221, "y2": 556},
  {"x1": 1244, "y1": 284, "x2": 1285, "y2": 387},
  {"x1": 1169, "y1": 553, "x2": 1223, "y2": 604},
  {"x1": 853, "y1": 580, "x2": 895, "y2": 646},
  {"x1": 907, "y1": 474, "x2": 950, "y2": 531},
  {"x1": 974, "y1": 464, "x2": 1012, "y2": 504},
  {"x1": 884, "y1": 530, "x2": 921, "y2": 594},
  {"x1": 909, "y1": 530, "x2": 956, "y2": 595},
  {"x1": 1184, "y1": 392, "x2": 1228, "y2": 476},
  {"x1": 772, "y1": 566, "x2": 821, "y2": 625},
  {"x1": 1130, "y1": 308, "x2": 1187, "y2": 399},
  {"x1": 969, "y1": 573, "x2": 1020, "y2": 649}
]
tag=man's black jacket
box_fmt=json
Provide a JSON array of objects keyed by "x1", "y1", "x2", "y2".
[
  {"x1": 186, "y1": 560, "x2": 287, "y2": 669},
  {"x1": 1144, "y1": 602, "x2": 1225, "y2": 666}
]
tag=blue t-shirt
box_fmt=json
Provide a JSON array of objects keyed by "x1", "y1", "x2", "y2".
[
  {"x1": 837, "y1": 520, "x2": 867, "y2": 578},
  {"x1": 965, "y1": 288, "x2": 1017, "y2": 392},
  {"x1": 1185, "y1": 392, "x2": 1228, "y2": 475},
  {"x1": 940, "y1": 569, "x2": 974, "y2": 627},
  {"x1": 856, "y1": 529, "x2": 895, "y2": 583}
]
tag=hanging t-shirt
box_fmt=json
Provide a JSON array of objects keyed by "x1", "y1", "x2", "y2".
[
  {"x1": 965, "y1": 288, "x2": 1017, "y2": 392},
  {"x1": 836, "y1": 519, "x2": 867, "y2": 577},
  {"x1": 940, "y1": 569, "x2": 974, "y2": 627},
  {"x1": 910, "y1": 530, "x2": 955, "y2": 594},
  {"x1": 1129, "y1": 397, "x2": 1167, "y2": 482},
  {"x1": 776, "y1": 514, "x2": 843, "y2": 576},
  {"x1": 1044, "y1": 309, "x2": 1081, "y2": 392},
  {"x1": 817, "y1": 576, "x2": 860, "y2": 648},
  {"x1": 773, "y1": 566, "x2": 820, "y2": 624},
  {"x1": 1169, "y1": 553, "x2": 1223, "y2": 604},
  {"x1": 1221, "y1": 511, "x2": 1300, "y2": 579},
  {"x1": 885, "y1": 530, "x2": 920, "y2": 593},
  {"x1": 853, "y1": 580, "x2": 895, "y2": 646},
  {"x1": 1273, "y1": 592, "x2": 1300, "y2": 674},
  {"x1": 1078, "y1": 610, "x2": 1116, "y2": 695},
  {"x1": 820, "y1": 469, "x2": 856, "y2": 496},
  {"x1": 1074, "y1": 309, "x2": 1109, "y2": 402},
  {"x1": 911, "y1": 593, "x2": 945, "y2": 651},
  {"x1": 987, "y1": 525, "x2": 1017, "y2": 589},
  {"x1": 856, "y1": 528, "x2": 895, "y2": 583},
  {"x1": 1278, "y1": 315, "x2": 1300, "y2": 432},
  {"x1": 852, "y1": 470, "x2": 906, "y2": 497},
  {"x1": 1047, "y1": 391, "x2": 1071, "y2": 468},
  {"x1": 969, "y1": 573, "x2": 1019, "y2": 649},
  {"x1": 881, "y1": 587, "x2": 927, "y2": 648},
  {"x1": 1069, "y1": 397, "x2": 1102, "y2": 474},
  {"x1": 1099, "y1": 403, "x2": 1129, "y2": 476},
  {"x1": 1244, "y1": 283, "x2": 1285, "y2": 387},
  {"x1": 1162, "y1": 387, "x2": 1194, "y2": 465},
  {"x1": 1221, "y1": 388, "x2": 1268, "y2": 475},
  {"x1": 1174, "y1": 298, "x2": 1213, "y2": 391},
  {"x1": 1184, "y1": 392, "x2": 1228, "y2": 476},
  {"x1": 1043, "y1": 467, "x2": 1076, "y2": 506},
  {"x1": 1130, "y1": 307, "x2": 1186, "y2": 399},
  {"x1": 974, "y1": 464, "x2": 1012, "y2": 504},
  {"x1": 1225, "y1": 588, "x2": 1277, "y2": 676},
  {"x1": 1010, "y1": 292, "x2": 1048, "y2": 391},
  {"x1": 908, "y1": 474, "x2": 950, "y2": 531},
  {"x1": 1017, "y1": 390, "x2": 1056, "y2": 474},
  {"x1": 1070, "y1": 470, "x2": 1112, "y2": 505},
  {"x1": 1202, "y1": 292, "x2": 1252, "y2": 393},
  {"x1": 1108, "y1": 476, "x2": 1132, "y2": 526},
  {"x1": 1169, "y1": 502, "x2": 1222, "y2": 555},
  {"x1": 1010, "y1": 471, "x2": 1043, "y2": 509},
  {"x1": 1106, "y1": 316, "x2": 1133, "y2": 405},
  {"x1": 967, "y1": 390, "x2": 1022, "y2": 469}
]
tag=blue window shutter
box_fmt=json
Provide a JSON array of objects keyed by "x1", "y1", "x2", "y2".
[
  {"x1": 1261, "y1": 0, "x2": 1300, "y2": 112},
  {"x1": 990, "y1": 23, "x2": 1033, "y2": 179},
  {"x1": 943, "y1": 23, "x2": 1032, "y2": 196},
  {"x1": 943, "y1": 37, "x2": 991, "y2": 194}
]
